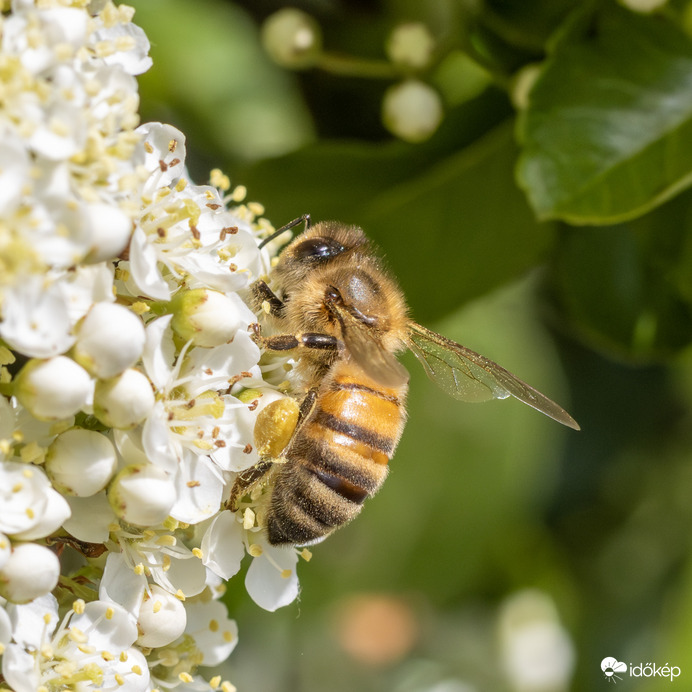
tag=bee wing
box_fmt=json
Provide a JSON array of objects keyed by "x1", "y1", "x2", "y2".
[
  {"x1": 406, "y1": 322, "x2": 579, "y2": 430},
  {"x1": 342, "y1": 322, "x2": 409, "y2": 388}
]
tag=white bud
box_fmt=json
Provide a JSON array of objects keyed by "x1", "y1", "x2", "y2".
[
  {"x1": 73, "y1": 302, "x2": 146, "y2": 378},
  {"x1": 0, "y1": 543, "x2": 60, "y2": 603},
  {"x1": 261, "y1": 8, "x2": 322, "y2": 69},
  {"x1": 170, "y1": 289, "x2": 247, "y2": 348},
  {"x1": 14, "y1": 356, "x2": 92, "y2": 421},
  {"x1": 45, "y1": 428, "x2": 117, "y2": 496},
  {"x1": 83, "y1": 203, "x2": 133, "y2": 263},
  {"x1": 386, "y1": 22, "x2": 436, "y2": 69},
  {"x1": 382, "y1": 79, "x2": 443, "y2": 143},
  {"x1": 137, "y1": 584, "x2": 187, "y2": 647},
  {"x1": 108, "y1": 463, "x2": 176, "y2": 526},
  {"x1": 93, "y1": 368, "x2": 155, "y2": 429}
]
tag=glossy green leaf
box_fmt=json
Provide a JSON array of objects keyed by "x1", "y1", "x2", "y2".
[{"x1": 517, "y1": 3, "x2": 692, "y2": 224}]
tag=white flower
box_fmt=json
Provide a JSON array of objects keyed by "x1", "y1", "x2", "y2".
[
  {"x1": 94, "y1": 368, "x2": 156, "y2": 429},
  {"x1": 0, "y1": 543, "x2": 60, "y2": 603},
  {"x1": 4, "y1": 595, "x2": 150, "y2": 692},
  {"x1": 45, "y1": 428, "x2": 117, "y2": 496},
  {"x1": 108, "y1": 463, "x2": 177, "y2": 527},
  {"x1": 14, "y1": 356, "x2": 92, "y2": 421},
  {"x1": 0, "y1": 461, "x2": 70, "y2": 539},
  {"x1": 136, "y1": 584, "x2": 187, "y2": 648},
  {"x1": 73, "y1": 302, "x2": 146, "y2": 378},
  {"x1": 184, "y1": 598, "x2": 238, "y2": 666}
]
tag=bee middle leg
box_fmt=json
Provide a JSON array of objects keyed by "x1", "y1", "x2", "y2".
[{"x1": 249, "y1": 323, "x2": 342, "y2": 353}]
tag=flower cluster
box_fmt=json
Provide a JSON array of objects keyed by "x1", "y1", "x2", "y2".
[{"x1": 0, "y1": 2, "x2": 305, "y2": 690}]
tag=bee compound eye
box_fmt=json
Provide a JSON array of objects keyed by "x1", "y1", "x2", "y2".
[{"x1": 293, "y1": 237, "x2": 345, "y2": 261}]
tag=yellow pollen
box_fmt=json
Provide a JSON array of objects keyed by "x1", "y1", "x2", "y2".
[
  {"x1": 162, "y1": 554, "x2": 172, "y2": 571},
  {"x1": 221, "y1": 682, "x2": 237, "y2": 692},
  {"x1": 176, "y1": 589, "x2": 186, "y2": 601},
  {"x1": 247, "y1": 202, "x2": 265, "y2": 217},
  {"x1": 156, "y1": 535, "x2": 176, "y2": 547},
  {"x1": 120, "y1": 651, "x2": 128, "y2": 662},
  {"x1": 21, "y1": 467, "x2": 34, "y2": 478},
  {"x1": 281, "y1": 569, "x2": 292, "y2": 579},
  {"x1": 192, "y1": 547, "x2": 203, "y2": 559},
  {"x1": 11, "y1": 483, "x2": 23, "y2": 493},
  {"x1": 231, "y1": 185, "x2": 246, "y2": 202},
  {"x1": 243, "y1": 508, "x2": 255, "y2": 530},
  {"x1": 102, "y1": 650, "x2": 115, "y2": 661},
  {"x1": 78, "y1": 643, "x2": 95, "y2": 654},
  {"x1": 223, "y1": 630, "x2": 234, "y2": 643},
  {"x1": 72, "y1": 599, "x2": 86, "y2": 614},
  {"x1": 131, "y1": 301, "x2": 150, "y2": 315},
  {"x1": 132, "y1": 664, "x2": 143, "y2": 675},
  {"x1": 301, "y1": 548, "x2": 313, "y2": 562},
  {"x1": 105, "y1": 607, "x2": 115, "y2": 620},
  {"x1": 179, "y1": 672, "x2": 194, "y2": 683},
  {"x1": 209, "y1": 676, "x2": 221, "y2": 687},
  {"x1": 134, "y1": 563, "x2": 145, "y2": 575},
  {"x1": 69, "y1": 626, "x2": 87, "y2": 643},
  {"x1": 25, "y1": 507, "x2": 34, "y2": 519},
  {"x1": 208, "y1": 619, "x2": 219, "y2": 632},
  {"x1": 115, "y1": 672, "x2": 125, "y2": 686},
  {"x1": 43, "y1": 613, "x2": 52, "y2": 625},
  {"x1": 153, "y1": 600, "x2": 162, "y2": 614},
  {"x1": 248, "y1": 543, "x2": 263, "y2": 557}
]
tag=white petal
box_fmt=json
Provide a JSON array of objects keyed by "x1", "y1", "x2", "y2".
[
  {"x1": 129, "y1": 226, "x2": 171, "y2": 300},
  {"x1": 170, "y1": 454, "x2": 223, "y2": 524},
  {"x1": 141, "y1": 315, "x2": 175, "y2": 390},
  {"x1": 63, "y1": 491, "x2": 115, "y2": 543},
  {"x1": 245, "y1": 543, "x2": 300, "y2": 612},
  {"x1": 185, "y1": 599, "x2": 238, "y2": 666},
  {"x1": 7, "y1": 593, "x2": 58, "y2": 649},
  {"x1": 201, "y1": 511, "x2": 245, "y2": 580},
  {"x1": 1, "y1": 643, "x2": 39, "y2": 692},
  {"x1": 70, "y1": 600, "x2": 138, "y2": 649},
  {"x1": 93, "y1": 22, "x2": 153, "y2": 75},
  {"x1": 99, "y1": 552, "x2": 146, "y2": 618},
  {"x1": 0, "y1": 278, "x2": 75, "y2": 358},
  {"x1": 10, "y1": 487, "x2": 71, "y2": 540}
]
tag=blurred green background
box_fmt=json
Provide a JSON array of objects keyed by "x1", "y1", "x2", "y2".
[{"x1": 134, "y1": 0, "x2": 692, "y2": 689}]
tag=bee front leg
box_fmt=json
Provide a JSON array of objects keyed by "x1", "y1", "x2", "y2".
[{"x1": 252, "y1": 280, "x2": 286, "y2": 318}]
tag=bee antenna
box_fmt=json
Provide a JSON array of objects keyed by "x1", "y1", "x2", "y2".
[{"x1": 258, "y1": 214, "x2": 311, "y2": 250}]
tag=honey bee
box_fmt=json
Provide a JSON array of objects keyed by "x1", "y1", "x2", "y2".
[{"x1": 230, "y1": 217, "x2": 579, "y2": 546}]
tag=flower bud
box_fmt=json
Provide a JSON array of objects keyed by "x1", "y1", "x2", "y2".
[
  {"x1": 45, "y1": 428, "x2": 117, "y2": 496},
  {"x1": 93, "y1": 368, "x2": 155, "y2": 429},
  {"x1": 107, "y1": 463, "x2": 176, "y2": 526},
  {"x1": 261, "y1": 8, "x2": 322, "y2": 69},
  {"x1": 382, "y1": 79, "x2": 443, "y2": 143},
  {"x1": 170, "y1": 289, "x2": 246, "y2": 348},
  {"x1": 14, "y1": 356, "x2": 92, "y2": 421},
  {"x1": 386, "y1": 23, "x2": 436, "y2": 70},
  {"x1": 73, "y1": 302, "x2": 146, "y2": 378},
  {"x1": 137, "y1": 584, "x2": 187, "y2": 647},
  {"x1": 0, "y1": 543, "x2": 60, "y2": 603}
]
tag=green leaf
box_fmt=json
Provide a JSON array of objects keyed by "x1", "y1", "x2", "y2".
[{"x1": 517, "y1": 3, "x2": 692, "y2": 224}]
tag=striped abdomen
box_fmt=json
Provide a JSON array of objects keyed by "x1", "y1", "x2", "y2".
[{"x1": 266, "y1": 363, "x2": 408, "y2": 545}]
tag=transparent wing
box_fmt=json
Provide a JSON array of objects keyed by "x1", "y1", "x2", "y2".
[
  {"x1": 343, "y1": 323, "x2": 409, "y2": 388},
  {"x1": 406, "y1": 322, "x2": 579, "y2": 430}
]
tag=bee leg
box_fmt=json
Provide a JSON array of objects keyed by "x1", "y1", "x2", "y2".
[
  {"x1": 227, "y1": 387, "x2": 318, "y2": 513},
  {"x1": 249, "y1": 323, "x2": 342, "y2": 353},
  {"x1": 227, "y1": 460, "x2": 274, "y2": 512},
  {"x1": 251, "y1": 279, "x2": 285, "y2": 318}
]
